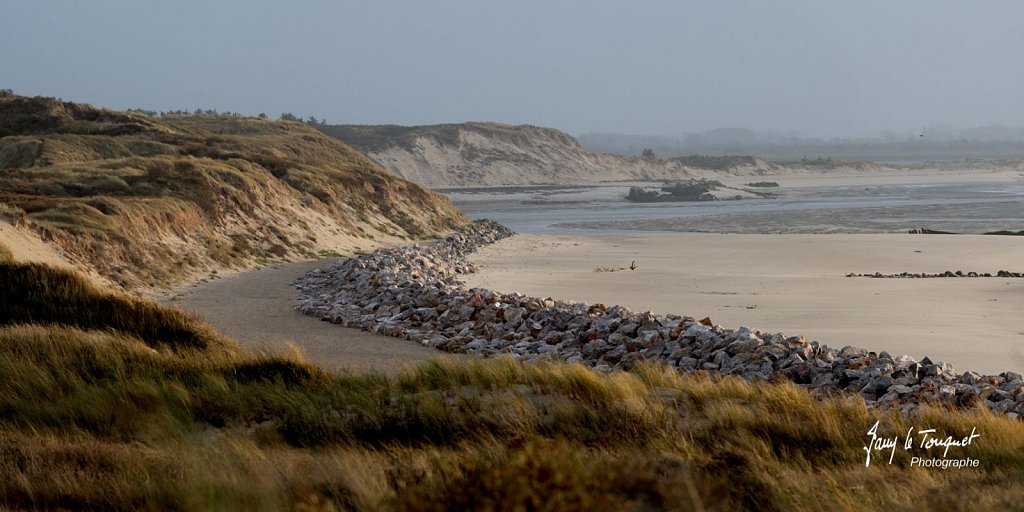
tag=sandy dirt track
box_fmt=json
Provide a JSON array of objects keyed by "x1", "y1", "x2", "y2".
[{"x1": 167, "y1": 260, "x2": 449, "y2": 373}]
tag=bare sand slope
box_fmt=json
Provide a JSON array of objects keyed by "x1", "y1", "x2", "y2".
[
  {"x1": 167, "y1": 260, "x2": 447, "y2": 373},
  {"x1": 464, "y1": 234, "x2": 1024, "y2": 374},
  {"x1": 0, "y1": 222, "x2": 70, "y2": 268},
  {"x1": 0, "y1": 221, "x2": 112, "y2": 287}
]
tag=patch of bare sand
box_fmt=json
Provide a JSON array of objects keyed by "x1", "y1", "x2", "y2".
[
  {"x1": 0, "y1": 222, "x2": 73, "y2": 267},
  {"x1": 0, "y1": 221, "x2": 113, "y2": 286},
  {"x1": 138, "y1": 208, "x2": 411, "y2": 298},
  {"x1": 464, "y1": 233, "x2": 1024, "y2": 374},
  {"x1": 166, "y1": 259, "x2": 451, "y2": 373}
]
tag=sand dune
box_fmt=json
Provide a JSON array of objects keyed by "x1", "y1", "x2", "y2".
[{"x1": 463, "y1": 233, "x2": 1024, "y2": 374}]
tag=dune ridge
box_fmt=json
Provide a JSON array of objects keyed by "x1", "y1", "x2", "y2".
[{"x1": 0, "y1": 94, "x2": 466, "y2": 291}]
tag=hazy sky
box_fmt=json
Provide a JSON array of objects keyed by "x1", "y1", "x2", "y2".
[{"x1": 2, "y1": 1, "x2": 1022, "y2": 137}]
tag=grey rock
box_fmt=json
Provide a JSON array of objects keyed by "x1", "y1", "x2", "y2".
[
  {"x1": 726, "y1": 336, "x2": 763, "y2": 355},
  {"x1": 939, "y1": 385, "x2": 957, "y2": 401},
  {"x1": 958, "y1": 371, "x2": 980, "y2": 385},
  {"x1": 991, "y1": 389, "x2": 1013, "y2": 402},
  {"x1": 677, "y1": 357, "x2": 698, "y2": 370},
  {"x1": 994, "y1": 399, "x2": 1018, "y2": 413},
  {"x1": 888, "y1": 385, "x2": 915, "y2": 398}
]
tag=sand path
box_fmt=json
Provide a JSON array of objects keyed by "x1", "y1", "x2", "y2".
[
  {"x1": 464, "y1": 233, "x2": 1024, "y2": 375},
  {"x1": 166, "y1": 260, "x2": 447, "y2": 373}
]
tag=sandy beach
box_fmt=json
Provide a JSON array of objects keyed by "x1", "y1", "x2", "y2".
[{"x1": 463, "y1": 233, "x2": 1024, "y2": 374}]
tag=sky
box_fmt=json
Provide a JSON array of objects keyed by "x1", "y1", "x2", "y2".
[{"x1": 2, "y1": 1, "x2": 1022, "y2": 138}]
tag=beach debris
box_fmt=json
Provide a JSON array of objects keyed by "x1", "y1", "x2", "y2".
[
  {"x1": 293, "y1": 219, "x2": 1024, "y2": 418},
  {"x1": 593, "y1": 261, "x2": 637, "y2": 273}
]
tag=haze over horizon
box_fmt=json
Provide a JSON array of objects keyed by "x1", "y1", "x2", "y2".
[{"x1": 3, "y1": 1, "x2": 1022, "y2": 139}]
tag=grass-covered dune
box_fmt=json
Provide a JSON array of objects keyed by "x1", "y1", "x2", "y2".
[
  {"x1": 1, "y1": 254, "x2": 1022, "y2": 511},
  {"x1": 0, "y1": 93, "x2": 466, "y2": 290}
]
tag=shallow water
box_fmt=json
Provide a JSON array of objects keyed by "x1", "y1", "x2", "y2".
[{"x1": 450, "y1": 180, "x2": 1024, "y2": 235}]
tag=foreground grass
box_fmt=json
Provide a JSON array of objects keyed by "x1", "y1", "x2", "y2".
[{"x1": 2, "y1": 262, "x2": 1023, "y2": 510}]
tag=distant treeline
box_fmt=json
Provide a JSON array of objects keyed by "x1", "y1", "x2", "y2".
[
  {"x1": 127, "y1": 108, "x2": 256, "y2": 118},
  {"x1": 581, "y1": 129, "x2": 1024, "y2": 162},
  {"x1": 0, "y1": 87, "x2": 334, "y2": 124},
  {"x1": 125, "y1": 108, "x2": 330, "y2": 126}
]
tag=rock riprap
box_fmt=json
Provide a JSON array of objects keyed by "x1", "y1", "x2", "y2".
[
  {"x1": 294, "y1": 220, "x2": 1024, "y2": 418},
  {"x1": 847, "y1": 270, "x2": 1024, "y2": 278}
]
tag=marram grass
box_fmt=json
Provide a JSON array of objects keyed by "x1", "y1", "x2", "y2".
[{"x1": 1, "y1": 262, "x2": 1023, "y2": 510}]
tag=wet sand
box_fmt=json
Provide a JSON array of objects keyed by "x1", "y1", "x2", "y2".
[{"x1": 463, "y1": 233, "x2": 1024, "y2": 374}]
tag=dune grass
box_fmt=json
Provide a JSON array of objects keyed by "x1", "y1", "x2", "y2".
[
  {"x1": 2, "y1": 333, "x2": 1022, "y2": 511},
  {"x1": 1, "y1": 261, "x2": 1023, "y2": 510},
  {"x1": 0, "y1": 261, "x2": 230, "y2": 353},
  {"x1": 0, "y1": 94, "x2": 467, "y2": 290}
]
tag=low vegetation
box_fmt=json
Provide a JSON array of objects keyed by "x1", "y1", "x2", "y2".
[
  {"x1": 772, "y1": 157, "x2": 879, "y2": 171},
  {"x1": 0, "y1": 94, "x2": 466, "y2": 290},
  {"x1": 669, "y1": 154, "x2": 766, "y2": 171},
  {"x1": 316, "y1": 248, "x2": 345, "y2": 258},
  {"x1": 2, "y1": 260, "x2": 1022, "y2": 510}
]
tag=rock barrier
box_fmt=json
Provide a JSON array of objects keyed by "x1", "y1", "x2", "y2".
[
  {"x1": 847, "y1": 270, "x2": 1024, "y2": 278},
  {"x1": 294, "y1": 219, "x2": 1024, "y2": 418}
]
